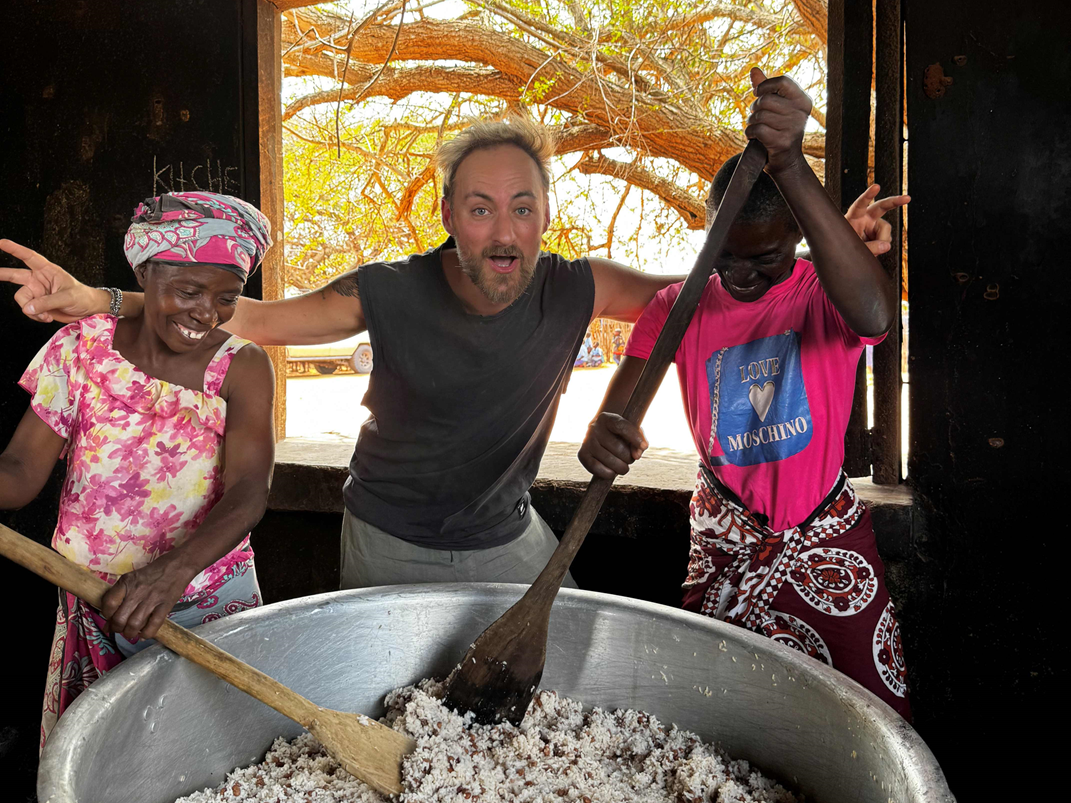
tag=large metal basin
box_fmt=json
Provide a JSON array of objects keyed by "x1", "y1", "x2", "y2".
[{"x1": 39, "y1": 585, "x2": 953, "y2": 803}]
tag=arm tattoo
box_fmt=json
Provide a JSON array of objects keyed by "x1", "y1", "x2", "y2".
[{"x1": 323, "y1": 271, "x2": 360, "y2": 300}]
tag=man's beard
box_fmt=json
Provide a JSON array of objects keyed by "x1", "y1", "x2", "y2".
[{"x1": 456, "y1": 243, "x2": 538, "y2": 306}]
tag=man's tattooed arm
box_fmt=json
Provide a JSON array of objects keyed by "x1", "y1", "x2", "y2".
[
  {"x1": 322, "y1": 270, "x2": 360, "y2": 300},
  {"x1": 219, "y1": 268, "x2": 363, "y2": 345}
]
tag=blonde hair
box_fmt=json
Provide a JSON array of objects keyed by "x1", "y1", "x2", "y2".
[{"x1": 437, "y1": 116, "x2": 555, "y2": 202}]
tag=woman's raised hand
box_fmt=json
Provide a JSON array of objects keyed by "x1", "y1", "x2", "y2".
[
  {"x1": 0, "y1": 239, "x2": 109, "y2": 323},
  {"x1": 844, "y1": 185, "x2": 911, "y2": 256},
  {"x1": 746, "y1": 67, "x2": 812, "y2": 175}
]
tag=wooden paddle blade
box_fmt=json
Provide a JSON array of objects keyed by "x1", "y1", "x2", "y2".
[
  {"x1": 308, "y1": 708, "x2": 415, "y2": 796},
  {"x1": 441, "y1": 602, "x2": 550, "y2": 726},
  {"x1": 442, "y1": 479, "x2": 614, "y2": 725}
]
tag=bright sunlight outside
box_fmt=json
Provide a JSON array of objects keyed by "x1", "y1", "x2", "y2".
[{"x1": 276, "y1": 1, "x2": 912, "y2": 470}]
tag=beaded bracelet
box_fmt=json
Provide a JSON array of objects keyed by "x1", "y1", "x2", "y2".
[{"x1": 101, "y1": 287, "x2": 123, "y2": 317}]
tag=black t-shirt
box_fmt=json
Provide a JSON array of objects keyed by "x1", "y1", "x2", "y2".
[{"x1": 343, "y1": 238, "x2": 595, "y2": 549}]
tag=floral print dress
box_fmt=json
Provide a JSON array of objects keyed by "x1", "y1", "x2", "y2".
[{"x1": 20, "y1": 314, "x2": 262, "y2": 745}]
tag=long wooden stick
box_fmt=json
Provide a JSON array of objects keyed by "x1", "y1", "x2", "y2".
[
  {"x1": 0, "y1": 521, "x2": 322, "y2": 724},
  {"x1": 0, "y1": 521, "x2": 413, "y2": 795},
  {"x1": 525, "y1": 139, "x2": 770, "y2": 599}
]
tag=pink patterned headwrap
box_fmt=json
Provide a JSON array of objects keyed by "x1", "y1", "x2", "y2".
[{"x1": 123, "y1": 192, "x2": 272, "y2": 279}]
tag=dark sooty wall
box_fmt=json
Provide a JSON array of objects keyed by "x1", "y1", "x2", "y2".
[
  {"x1": 0, "y1": 1, "x2": 260, "y2": 798},
  {"x1": 2, "y1": 0, "x2": 1068, "y2": 800},
  {"x1": 904, "y1": 0, "x2": 1069, "y2": 798}
]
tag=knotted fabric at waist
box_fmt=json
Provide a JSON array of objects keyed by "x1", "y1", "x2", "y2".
[{"x1": 685, "y1": 466, "x2": 863, "y2": 628}]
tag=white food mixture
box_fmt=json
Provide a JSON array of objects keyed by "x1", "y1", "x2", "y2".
[{"x1": 176, "y1": 680, "x2": 802, "y2": 803}]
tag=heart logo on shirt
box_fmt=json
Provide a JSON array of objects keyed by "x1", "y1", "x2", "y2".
[{"x1": 748, "y1": 382, "x2": 776, "y2": 422}]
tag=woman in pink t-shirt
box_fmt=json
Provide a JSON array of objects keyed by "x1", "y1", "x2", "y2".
[{"x1": 579, "y1": 69, "x2": 912, "y2": 719}]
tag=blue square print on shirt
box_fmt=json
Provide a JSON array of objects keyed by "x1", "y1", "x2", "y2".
[{"x1": 706, "y1": 330, "x2": 812, "y2": 467}]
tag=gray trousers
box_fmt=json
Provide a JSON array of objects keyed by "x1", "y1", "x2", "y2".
[{"x1": 340, "y1": 507, "x2": 577, "y2": 590}]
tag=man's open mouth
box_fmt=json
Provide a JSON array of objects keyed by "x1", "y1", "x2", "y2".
[{"x1": 487, "y1": 254, "x2": 519, "y2": 274}]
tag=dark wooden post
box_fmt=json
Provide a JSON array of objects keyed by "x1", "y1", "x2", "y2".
[
  {"x1": 257, "y1": 0, "x2": 287, "y2": 441},
  {"x1": 871, "y1": 0, "x2": 904, "y2": 483},
  {"x1": 826, "y1": 0, "x2": 875, "y2": 477}
]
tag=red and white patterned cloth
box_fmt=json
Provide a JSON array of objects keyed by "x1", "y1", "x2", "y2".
[{"x1": 683, "y1": 467, "x2": 911, "y2": 719}]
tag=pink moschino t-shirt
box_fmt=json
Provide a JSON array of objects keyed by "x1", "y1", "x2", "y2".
[{"x1": 625, "y1": 259, "x2": 885, "y2": 531}]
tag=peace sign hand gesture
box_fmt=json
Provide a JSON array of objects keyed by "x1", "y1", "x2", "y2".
[
  {"x1": 845, "y1": 185, "x2": 911, "y2": 256},
  {"x1": 0, "y1": 239, "x2": 108, "y2": 323}
]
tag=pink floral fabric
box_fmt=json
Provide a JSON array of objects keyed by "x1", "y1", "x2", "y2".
[
  {"x1": 24, "y1": 314, "x2": 261, "y2": 745},
  {"x1": 19, "y1": 314, "x2": 253, "y2": 593},
  {"x1": 123, "y1": 192, "x2": 272, "y2": 277}
]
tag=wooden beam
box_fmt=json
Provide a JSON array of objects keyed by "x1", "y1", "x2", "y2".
[
  {"x1": 827, "y1": 0, "x2": 875, "y2": 478},
  {"x1": 272, "y1": 0, "x2": 326, "y2": 11},
  {"x1": 824, "y1": 0, "x2": 843, "y2": 205},
  {"x1": 870, "y1": 0, "x2": 903, "y2": 484},
  {"x1": 258, "y1": 0, "x2": 288, "y2": 442}
]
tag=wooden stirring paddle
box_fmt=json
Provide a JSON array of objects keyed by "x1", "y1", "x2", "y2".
[
  {"x1": 0, "y1": 521, "x2": 414, "y2": 796},
  {"x1": 442, "y1": 140, "x2": 769, "y2": 726}
]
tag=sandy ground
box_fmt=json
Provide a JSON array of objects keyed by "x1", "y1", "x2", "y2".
[
  {"x1": 286, "y1": 364, "x2": 909, "y2": 476},
  {"x1": 285, "y1": 362, "x2": 700, "y2": 455}
]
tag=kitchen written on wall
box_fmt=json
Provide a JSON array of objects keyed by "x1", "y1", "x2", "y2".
[{"x1": 152, "y1": 156, "x2": 240, "y2": 196}]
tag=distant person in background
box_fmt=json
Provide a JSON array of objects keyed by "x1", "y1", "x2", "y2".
[
  {"x1": 576, "y1": 335, "x2": 600, "y2": 367},
  {"x1": 612, "y1": 328, "x2": 626, "y2": 364},
  {"x1": 574, "y1": 336, "x2": 604, "y2": 368},
  {"x1": 574, "y1": 337, "x2": 592, "y2": 368},
  {"x1": 589, "y1": 343, "x2": 605, "y2": 367}
]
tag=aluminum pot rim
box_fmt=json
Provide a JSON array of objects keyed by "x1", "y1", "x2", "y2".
[{"x1": 38, "y1": 584, "x2": 952, "y2": 802}]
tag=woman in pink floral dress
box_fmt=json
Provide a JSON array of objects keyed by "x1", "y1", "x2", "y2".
[{"x1": 0, "y1": 192, "x2": 276, "y2": 745}]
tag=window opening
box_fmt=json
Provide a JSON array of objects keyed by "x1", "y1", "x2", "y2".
[{"x1": 265, "y1": 2, "x2": 910, "y2": 480}]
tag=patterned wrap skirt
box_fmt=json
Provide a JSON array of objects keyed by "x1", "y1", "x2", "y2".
[
  {"x1": 40, "y1": 556, "x2": 261, "y2": 748},
  {"x1": 683, "y1": 466, "x2": 911, "y2": 719}
]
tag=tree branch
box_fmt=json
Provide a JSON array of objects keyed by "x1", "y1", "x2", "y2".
[
  {"x1": 283, "y1": 123, "x2": 411, "y2": 181},
  {"x1": 576, "y1": 154, "x2": 706, "y2": 230},
  {"x1": 802, "y1": 131, "x2": 825, "y2": 159},
  {"x1": 665, "y1": 3, "x2": 789, "y2": 34},
  {"x1": 553, "y1": 123, "x2": 621, "y2": 154},
  {"x1": 280, "y1": 4, "x2": 829, "y2": 241},
  {"x1": 475, "y1": 1, "x2": 661, "y2": 96},
  {"x1": 283, "y1": 17, "x2": 772, "y2": 179},
  {"x1": 603, "y1": 184, "x2": 631, "y2": 258},
  {"x1": 565, "y1": 1, "x2": 590, "y2": 33},
  {"x1": 283, "y1": 64, "x2": 521, "y2": 120},
  {"x1": 285, "y1": 58, "x2": 826, "y2": 175},
  {"x1": 789, "y1": 0, "x2": 828, "y2": 45}
]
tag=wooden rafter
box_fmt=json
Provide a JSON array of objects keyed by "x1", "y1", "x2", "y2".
[{"x1": 272, "y1": 0, "x2": 326, "y2": 11}]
